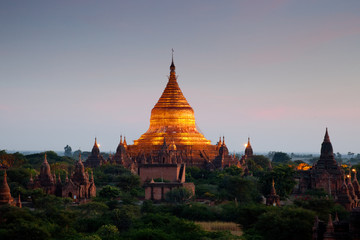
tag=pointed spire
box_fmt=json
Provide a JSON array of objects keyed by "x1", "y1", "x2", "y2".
[
  {"x1": 248, "y1": 137, "x2": 251, "y2": 145},
  {"x1": 222, "y1": 136, "x2": 225, "y2": 146},
  {"x1": 170, "y1": 48, "x2": 175, "y2": 73},
  {"x1": 324, "y1": 127, "x2": 330, "y2": 143},
  {"x1": 0, "y1": 170, "x2": 12, "y2": 205},
  {"x1": 16, "y1": 194, "x2": 22, "y2": 208},
  {"x1": 94, "y1": 137, "x2": 98, "y2": 147},
  {"x1": 120, "y1": 135, "x2": 123, "y2": 145},
  {"x1": 78, "y1": 152, "x2": 82, "y2": 163},
  {"x1": 44, "y1": 153, "x2": 48, "y2": 163},
  {"x1": 219, "y1": 136, "x2": 222, "y2": 145},
  {"x1": 271, "y1": 178, "x2": 277, "y2": 195},
  {"x1": 123, "y1": 136, "x2": 127, "y2": 146}
]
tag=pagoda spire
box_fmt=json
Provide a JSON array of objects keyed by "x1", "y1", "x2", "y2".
[
  {"x1": 170, "y1": 48, "x2": 175, "y2": 73},
  {"x1": 271, "y1": 178, "x2": 277, "y2": 195},
  {"x1": 320, "y1": 128, "x2": 335, "y2": 162},
  {"x1": 120, "y1": 135, "x2": 123, "y2": 145},
  {"x1": 78, "y1": 152, "x2": 82, "y2": 163},
  {"x1": 44, "y1": 153, "x2": 48, "y2": 163},
  {"x1": 0, "y1": 170, "x2": 13, "y2": 205},
  {"x1": 16, "y1": 194, "x2": 22, "y2": 208},
  {"x1": 324, "y1": 127, "x2": 330, "y2": 142}
]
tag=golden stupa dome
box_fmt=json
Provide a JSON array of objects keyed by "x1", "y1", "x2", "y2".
[{"x1": 133, "y1": 57, "x2": 211, "y2": 147}]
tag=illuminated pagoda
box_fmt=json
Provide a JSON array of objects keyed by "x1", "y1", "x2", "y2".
[{"x1": 122, "y1": 55, "x2": 241, "y2": 169}]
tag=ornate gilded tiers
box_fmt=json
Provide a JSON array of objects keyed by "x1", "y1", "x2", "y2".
[{"x1": 133, "y1": 59, "x2": 211, "y2": 147}]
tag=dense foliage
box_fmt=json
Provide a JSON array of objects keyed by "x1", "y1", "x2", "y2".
[{"x1": 1, "y1": 150, "x2": 356, "y2": 240}]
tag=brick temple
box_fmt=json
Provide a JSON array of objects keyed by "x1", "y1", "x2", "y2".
[
  {"x1": 28, "y1": 154, "x2": 96, "y2": 201},
  {"x1": 296, "y1": 128, "x2": 360, "y2": 210},
  {"x1": 85, "y1": 56, "x2": 244, "y2": 171}
]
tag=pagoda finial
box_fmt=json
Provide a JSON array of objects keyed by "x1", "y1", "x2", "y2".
[
  {"x1": 78, "y1": 152, "x2": 82, "y2": 163},
  {"x1": 170, "y1": 49, "x2": 175, "y2": 73},
  {"x1": 123, "y1": 136, "x2": 127, "y2": 146},
  {"x1": 248, "y1": 137, "x2": 250, "y2": 145},
  {"x1": 44, "y1": 153, "x2": 48, "y2": 163},
  {"x1": 17, "y1": 194, "x2": 22, "y2": 208},
  {"x1": 120, "y1": 135, "x2": 123, "y2": 144},
  {"x1": 324, "y1": 127, "x2": 330, "y2": 142},
  {"x1": 222, "y1": 136, "x2": 225, "y2": 146},
  {"x1": 95, "y1": 137, "x2": 98, "y2": 146}
]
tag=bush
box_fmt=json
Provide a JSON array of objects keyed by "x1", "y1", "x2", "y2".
[
  {"x1": 99, "y1": 185, "x2": 121, "y2": 199},
  {"x1": 165, "y1": 187, "x2": 192, "y2": 204}
]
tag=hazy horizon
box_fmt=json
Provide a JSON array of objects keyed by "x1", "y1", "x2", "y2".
[{"x1": 1, "y1": 1, "x2": 359, "y2": 153}]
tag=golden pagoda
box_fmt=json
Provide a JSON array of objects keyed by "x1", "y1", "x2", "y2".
[
  {"x1": 116, "y1": 54, "x2": 242, "y2": 169},
  {"x1": 132, "y1": 56, "x2": 211, "y2": 148}
]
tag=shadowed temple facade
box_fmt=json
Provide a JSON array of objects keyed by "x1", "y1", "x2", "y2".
[
  {"x1": 28, "y1": 154, "x2": 96, "y2": 202},
  {"x1": 296, "y1": 129, "x2": 360, "y2": 211},
  {"x1": 86, "y1": 57, "x2": 243, "y2": 170}
]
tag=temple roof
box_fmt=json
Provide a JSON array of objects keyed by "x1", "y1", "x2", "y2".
[
  {"x1": 133, "y1": 56, "x2": 211, "y2": 147},
  {"x1": 314, "y1": 128, "x2": 339, "y2": 171},
  {"x1": 0, "y1": 171, "x2": 13, "y2": 204}
]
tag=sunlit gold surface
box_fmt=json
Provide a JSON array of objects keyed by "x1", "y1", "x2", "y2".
[
  {"x1": 133, "y1": 63, "x2": 211, "y2": 147},
  {"x1": 297, "y1": 163, "x2": 311, "y2": 171}
]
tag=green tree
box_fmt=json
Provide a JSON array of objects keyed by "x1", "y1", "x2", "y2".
[
  {"x1": 64, "y1": 145, "x2": 72, "y2": 157},
  {"x1": 219, "y1": 176, "x2": 262, "y2": 203},
  {"x1": 224, "y1": 165, "x2": 243, "y2": 176},
  {"x1": 253, "y1": 207, "x2": 315, "y2": 240},
  {"x1": 272, "y1": 152, "x2": 291, "y2": 164},
  {"x1": 96, "y1": 224, "x2": 119, "y2": 240},
  {"x1": 99, "y1": 185, "x2": 121, "y2": 199},
  {"x1": 165, "y1": 187, "x2": 193, "y2": 204},
  {"x1": 246, "y1": 155, "x2": 272, "y2": 175},
  {"x1": 260, "y1": 165, "x2": 296, "y2": 199},
  {"x1": 116, "y1": 174, "x2": 140, "y2": 192},
  {"x1": 111, "y1": 205, "x2": 140, "y2": 232}
]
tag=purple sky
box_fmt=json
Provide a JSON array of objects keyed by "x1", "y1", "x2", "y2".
[{"x1": 1, "y1": 1, "x2": 360, "y2": 154}]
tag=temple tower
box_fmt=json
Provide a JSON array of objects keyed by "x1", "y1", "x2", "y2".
[
  {"x1": 310, "y1": 128, "x2": 344, "y2": 196},
  {"x1": 0, "y1": 171, "x2": 14, "y2": 206},
  {"x1": 244, "y1": 137, "x2": 253, "y2": 159},
  {"x1": 133, "y1": 56, "x2": 211, "y2": 148},
  {"x1": 85, "y1": 138, "x2": 104, "y2": 168},
  {"x1": 266, "y1": 179, "x2": 280, "y2": 206}
]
